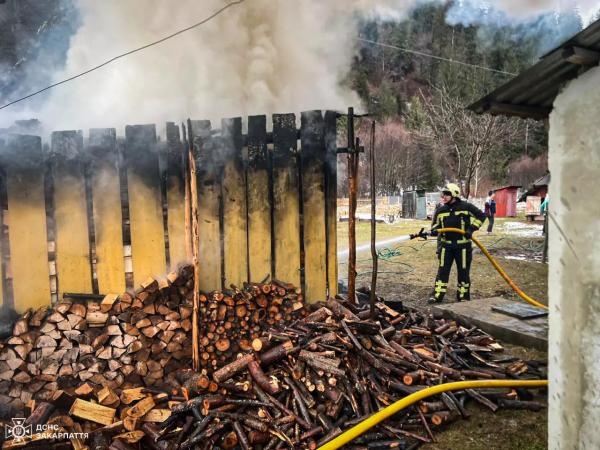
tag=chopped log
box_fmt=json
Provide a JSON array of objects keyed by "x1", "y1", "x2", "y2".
[
  {"x1": 13, "y1": 318, "x2": 29, "y2": 336},
  {"x1": 259, "y1": 341, "x2": 296, "y2": 366},
  {"x1": 248, "y1": 360, "x2": 279, "y2": 394},
  {"x1": 431, "y1": 411, "x2": 458, "y2": 426},
  {"x1": 69, "y1": 398, "x2": 116, "y2": 425},
  {"x1": 75, "y1": 383, "x2": 94, "y2": 397},
  {"x1": 213, "y1": 354, "x2": 255, "y2": 383},
  {"x1": 98, "y1": 387, "x2": 120, "y2": 406},
  {"x1": 127, "y1": 396, "x2": 155, "y2": 418},
  {"x1": 142, "y1": 409, "x2": 171, "y2": 422},
  {"x1": 113, "y1": 431, "x2": 145, "y2": 444},
  {"x1": 24, "y1": 401, "x2": 55, "y2": 426}
]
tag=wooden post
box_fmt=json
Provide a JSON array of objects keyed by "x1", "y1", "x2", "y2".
[
  {"x1": 246, "y1": 115, "x2": 272, "y2": 283},
  {"x1": 88, "y1": 128, "x2": 126, "y2": 294},
  {"x1": 182, "y1": 122, "x2": 193, "y2": 262},
  {"x1": 324, "y1": 111, "x2": 338, "y2": 297},
  {"x1": 272, "y1": 114, "x2": 301, "y2": 287},
  {"x1": 165, "y1": 122, "x2": 187, "y2": 268},
  {"x1": 347, "y1": 108, "x2": 358, "y2": 304},
  {"x1": 192, "y1": 120, "x2": 222, "y2": 291},
  {"x1": 124, "y1": 125, "x2": 166, "y2": 286},
  {"x1": 50, "y1": 131, "x2": 93, "y2": 297},
  {"x1": 300, "y1": 111, "x2": 327, "y2": 302},
  {"x1": 0, "y1": 135, "x2": 51, "y2": 311},
  {"x1": 187, "y1": 119, "x2": 200, "y2": 372},
  {"x1": 369, "y1": 121, "x2": 378, "y2": 318},
  {"x1": 221, "y1": 118, "x2": 248, "y2": 287}
]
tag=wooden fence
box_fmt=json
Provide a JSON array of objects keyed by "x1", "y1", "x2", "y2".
[{"x1": 0, "y1": 111, "x2": 338, "y2": 312}]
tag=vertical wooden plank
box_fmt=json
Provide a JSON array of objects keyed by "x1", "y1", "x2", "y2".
[
  {"x1": 0, "y1": 135, "x2": 50, "y2": 311},
  {"x1": 51, "y1": 131, "x2": 92, "y2": 296},
  {"x1": 272, "y1": 114, "x2": 301, "y2": 287},
  {"x1": 166, "y1": 122, "x2": 187, "y2": 269},
  {"x1": 300, "y1": 111, "x2": 328, "y2": 302},
  {"x1": 0, "y1": 168, "x2": 6, "y2": 306},
  {"x1": 192, "y1": 120, "x2": 222, "y2": 291},
  {"x1": 124, "y1": 125, "x2": 166, "y2": 286},
  {"x1": 89, "y1": 128, "x2": 126, "y2": 294},
  {"x1": 246, "y1": 115, "x2": 272, "y2": 283},
  {"x1": 324, "y1": 111, "x2": 338, "y2": 296},
  {"x1": 221, "y1": 117, "x2": 248, "y2": 288}
]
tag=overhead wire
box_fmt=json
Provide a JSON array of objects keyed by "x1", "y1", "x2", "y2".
[
  {"x1": 0, "y1": 0, "x2": 245, "y2": 110},
  {"x1": 358, "y1": 37, "x2": 517, "y2": 76}
]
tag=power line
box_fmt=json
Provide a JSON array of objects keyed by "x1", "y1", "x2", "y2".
[
  {"x1": 0, "y1": 0, "x2": 245, "y2": 111},
  {"x1": 358, "y1": 37, "x2": 517, "y2": 77}
]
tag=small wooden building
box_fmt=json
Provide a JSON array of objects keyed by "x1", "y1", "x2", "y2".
[
  {"x1": 518, "y1": 172, "x2": 550, "y2": 202},
  {"x1": 493, "y1": 185, "x2": 520, "y2": 217}
]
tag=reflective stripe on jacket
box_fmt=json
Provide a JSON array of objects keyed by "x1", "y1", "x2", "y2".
[{"x1": 431, "y1": 198, "x2": 486, "y2": 245}]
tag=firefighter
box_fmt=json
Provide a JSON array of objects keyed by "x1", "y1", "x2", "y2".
[{"x1": 428, "y1": 183, "x2": 486, "y2": 304}]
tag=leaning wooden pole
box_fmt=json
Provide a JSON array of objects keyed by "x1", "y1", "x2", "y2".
[
  {"x1": 182, "y1": 122, "x2": 193, "y2": 261},
  {"x1": 369, "y1": 121, "x2": 378, "y2": 318},
  {"x1": 187, "y1": 119, "x2": 201, "y2": 371},
  {"x1": 347, "y1": 107, "x2": 357, "y2": 304}
]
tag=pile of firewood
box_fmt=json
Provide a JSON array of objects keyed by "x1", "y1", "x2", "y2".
[
  {"x1": 197, "y1": 281, "x2": 305, "y2": 372},
  {"x1": 0, "y1": 266, "x2": 306, "y2": 416},
  {"x1": 0, "y1": 266, "x2": 197, "y2": 413},
  {"x1": 153, "y1": 298, "x2": 546, "y2": 450},
  {"x1": 1, "y1": 280, "x2": 546, "y2": 449}
]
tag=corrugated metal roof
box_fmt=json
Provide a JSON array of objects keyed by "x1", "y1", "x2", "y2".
[{"x1": 468, "y1": 18, "x2": 600, "y2": 120}]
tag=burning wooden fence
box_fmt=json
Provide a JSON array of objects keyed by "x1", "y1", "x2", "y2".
[{"x1": 0, "y1": 111, "x2": 338, "y2": 312}]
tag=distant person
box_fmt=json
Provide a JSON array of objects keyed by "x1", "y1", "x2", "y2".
[
  {"x1": 484, "y1": 190, "x2": 496, "y2": 234},
  {"x1": 428, "y1": 183, "x2": 486, "y2": 304},
  {"x1": 540, "y1": 195, "x2": 549, "y2": 236}
]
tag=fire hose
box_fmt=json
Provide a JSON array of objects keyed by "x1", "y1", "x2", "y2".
[
  {"x1": 318, "y1": 228, "x2": 549, "y2": 449},
  {"x1": 317, "y1": 379, "x2": 548, "y2": 450}
]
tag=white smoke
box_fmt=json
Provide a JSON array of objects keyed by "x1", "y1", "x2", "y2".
[
  {"x1": 1, "y1": 0, "x2": 423, "y2": 132},
  {"x1": 1, "y1": 0, "x2": 598, "y2": 133}
]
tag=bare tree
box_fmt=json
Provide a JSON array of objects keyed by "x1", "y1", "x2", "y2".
[{"x1": 419, "y1": 85, "x2": 521, "y2": 198}]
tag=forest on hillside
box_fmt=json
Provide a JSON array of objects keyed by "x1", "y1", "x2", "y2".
[{"x1": 341, "y1": 2, "x2": 585, "y2": 198}]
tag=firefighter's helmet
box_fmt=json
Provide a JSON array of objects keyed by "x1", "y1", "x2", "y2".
[{"x1": 443, "y1": 183, "x2": 461, "y2": 198}]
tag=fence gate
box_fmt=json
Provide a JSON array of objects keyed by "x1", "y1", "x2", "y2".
[{"x1": 0, "y1": 111, "x2": 338, "y2": 312}]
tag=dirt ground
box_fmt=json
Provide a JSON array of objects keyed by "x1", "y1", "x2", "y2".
[{"x1": 337, "y1": 216, "x2": 549, "y2": 449}]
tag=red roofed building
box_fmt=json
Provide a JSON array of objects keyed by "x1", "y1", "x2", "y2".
[{"x1": 493, "y1": 185, "x2": 520, "y2": 217}]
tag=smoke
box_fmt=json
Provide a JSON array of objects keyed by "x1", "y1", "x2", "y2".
[
  {"x1": 446, "y1": 0, "x2": 590, "y2": 55},
  {"x1": 1, "y1": 0, "x2": 598, "y2": 133},
  {"x1": 0, "y1": 0, "x2": 423, "y2": 133}
]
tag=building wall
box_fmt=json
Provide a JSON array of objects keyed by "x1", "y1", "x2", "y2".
[
  {"x1": 548, "y1": 64, "x2": 600, "y2": 449},
  {"x1": 494, "y1": 187, "x2": 518, "y2": 217}
]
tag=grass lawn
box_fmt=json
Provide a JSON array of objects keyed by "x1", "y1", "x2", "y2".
[{"x1": 337, "y1": 216, "x2": 548, "y2": 307}]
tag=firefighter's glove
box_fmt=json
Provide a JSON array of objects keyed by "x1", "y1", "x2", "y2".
[
  {"x1": 429, "y1": 228, "x2": 438, "y2": 237},
  {"x1": 464, "y1": 228, "x2": 474, "y2": 240}
]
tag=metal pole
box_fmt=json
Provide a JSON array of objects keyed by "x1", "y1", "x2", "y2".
[{"x1": 369, "y1": 121, "x2": 378, "y2": 318}]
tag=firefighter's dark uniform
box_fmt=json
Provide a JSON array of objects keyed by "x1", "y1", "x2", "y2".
[{"x1": 430, "y1": 199, "x2": 486, "y2": 302}]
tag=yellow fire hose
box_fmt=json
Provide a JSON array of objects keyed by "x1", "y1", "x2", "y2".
[
  {"x1": 317, "y1": 379, "x2": 548, "y2": 450},
  {"x1": 317, "y1": 227, "x2": 550, "y2": 450},
  {"x1": 436, "y1": 227, "x2": 547, "y2": 310}
]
